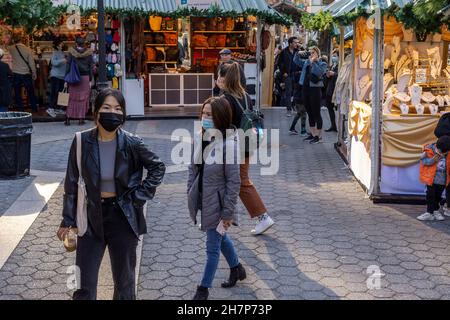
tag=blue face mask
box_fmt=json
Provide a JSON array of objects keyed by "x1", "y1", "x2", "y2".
[
  {"x1": 202, "y1": 118, "x2": 214, "y2": 129},
  {"x1": 331, "y1": 56, "x2": 339, "y2": 64}
]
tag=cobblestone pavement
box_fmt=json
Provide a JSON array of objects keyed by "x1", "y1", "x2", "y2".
[
  {"x1": 0, "y1": 177, "x2": 35, "y2": 216},
  {"x1": 1, "y1": 109, "x2": 450, "y2": 300}
]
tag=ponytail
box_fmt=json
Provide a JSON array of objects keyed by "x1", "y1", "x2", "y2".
[{"x1": 219, "y1": 62, "x2": 245, "y2": 99}]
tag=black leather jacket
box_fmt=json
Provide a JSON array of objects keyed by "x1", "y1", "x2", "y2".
[{"x1": 61, "y1": 128, "x2": 166, "y2": 239}]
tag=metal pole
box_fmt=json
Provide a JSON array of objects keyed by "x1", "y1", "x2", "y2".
[
  {"x1": 369, "y1": 6, "x2": 384, "y2": 196},
  {"x1": 256, "y1": 17, "x2": 262, "y2": 110},
  {"x1": 97, "y1": 0, "x2": 108, "y2": 90}
]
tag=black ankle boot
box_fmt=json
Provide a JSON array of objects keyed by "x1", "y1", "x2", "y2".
[
  {"x1": 221, "y1": 263, "x2": 246, "y2": 288},
  {"x1": 192, "y1": 286, "x2": 209, "y2": 300}
]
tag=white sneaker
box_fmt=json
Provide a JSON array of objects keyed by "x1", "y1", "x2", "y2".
[
  {"x1": 434, "y1": 211, "x2": 445, "y2": 221},
  {"x1": 443, "y1": 206, "x2": 450, "y2": 217},
  {"x1": 251, "y1": 213, "x2": 274, "y2": 235},
  {"x1": 417, "y1": 212, "x2": 435, "y2": 221},
  {"x1": 46, "y1": 108, "x2": 56, "y2": 118}
]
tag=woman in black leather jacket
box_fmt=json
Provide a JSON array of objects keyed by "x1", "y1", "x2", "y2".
[{"x1": 57, "y1": 88, "x2": 166, "y2": 300}]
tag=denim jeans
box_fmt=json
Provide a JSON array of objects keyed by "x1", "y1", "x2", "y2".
[
  {"x1": 289, "y1": 103, "x2": 307, "y2": 131},
  {"x1": 13, "y1": 73, "x2": 37, "y2": 112},
  {"x1": 200, "y1": 229, "x2": 239, "y2": 288},
  {"x1": 281, "y1": 76, "x2": 295, "y2": 112},
  {"x1": 48, "y1": 77, "x2": 65, "y2": 110}
]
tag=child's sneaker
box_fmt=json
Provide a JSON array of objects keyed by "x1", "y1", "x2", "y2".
[
  {"x1": 443, "y1": 205, "x2": 450, "y2": 217},
  {"x1": 434, "y1": 211, "x2": 445, "y2": 221},
  {"x1": 417, "y1": 212, "x2": 435, "y2": 221}
]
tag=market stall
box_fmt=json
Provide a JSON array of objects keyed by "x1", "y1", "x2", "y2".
[
  {"x1": 328, "y1": 0, "x2": 450, "y2": 200},
  {"x1": 91, "y1": 0, "x2": 289, "y2": 117},
  {"x1": 0, "y1": 11, "x2": 124, "y2": 117}
]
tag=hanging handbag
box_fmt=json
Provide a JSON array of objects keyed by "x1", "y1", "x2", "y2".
[
  {"x1": 57, "y1": 84, "x2": 70, "y2": 107},
  {"x1": 65, "y1": 58, "x2": 81, "y2": 84},
  {"x1": 75, "y1": 132, "x2": 88, "y2": 237}
]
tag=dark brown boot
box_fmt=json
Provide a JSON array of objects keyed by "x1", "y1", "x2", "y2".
[
  {"x1": 192, "y1": 286, "x2": 209, "y2": 300},
  {"x1": 221, "y1": 263, "x2": 246, "y2": 288}
]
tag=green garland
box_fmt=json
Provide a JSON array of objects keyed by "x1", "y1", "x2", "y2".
[
  {"x1": 0, "y1": 0, "x2": 65, "y2": 34},
  {"x1": 300, "y1": 10, "x2": 334, "y2": 32},
  {"x1": 79, "y1": 4, "x2": 292, "y2": 26},
  {"x1": 333, "y1": 6, "x2": 371, "y2": 27}
]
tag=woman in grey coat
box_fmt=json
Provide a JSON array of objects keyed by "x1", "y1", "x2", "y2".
[{"x1": 187, "y1": 96, "x2": 246, "y2": 300}]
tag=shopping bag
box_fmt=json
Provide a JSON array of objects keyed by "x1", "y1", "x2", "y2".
[{"x1": 57, "y1": 85, "x2": 70, "y2": 107}]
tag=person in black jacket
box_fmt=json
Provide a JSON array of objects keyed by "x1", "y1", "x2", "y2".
[
  {"x1": 276, "y1": 37, "x2": 300, "y2": 117},
  {"x1": 57, "y1": 89, "x2": 166, "y2": 300},
  {"x1": 0, "y1": 49, "x2": 13, "y2": 112},
  {"x1": 325, "y1": 51, "x2": 339, "y2": 132}
]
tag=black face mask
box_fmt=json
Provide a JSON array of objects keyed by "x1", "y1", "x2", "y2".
[{"x1": 98, "y1": 112, "x2": 124, "y2": 132}]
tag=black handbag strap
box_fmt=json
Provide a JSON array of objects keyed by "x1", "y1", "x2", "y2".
[{"x1": 15, "y1": 45, "x2": 33, "y2": 75}]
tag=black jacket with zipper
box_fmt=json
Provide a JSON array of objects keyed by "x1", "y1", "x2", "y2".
[
  {"x1": 60, "y1": 127, "x2": 166, "y2": 239},
  {"x1": 0, "y1": 61, "x2": 13, "y2": 107}
]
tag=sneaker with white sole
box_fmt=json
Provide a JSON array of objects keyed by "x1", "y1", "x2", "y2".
[
  {"x1": 46, "y1": 108, "x2": 56, "y2": 118},
  {"x1": 251, "y1": 213, "x2": 274, "y2": 235},
  {"x1": 434, "y1": 211, "x2": 445, "y2": 221},
  {"x1": 417, "y1": 212, "x2": 435, "y2": 221},
  {"x1": 289, "y1": 129, "x2": 299, "y2": 135},
  {"x1": 444, "y1": 206, "x2": 450, "y2": 217}
]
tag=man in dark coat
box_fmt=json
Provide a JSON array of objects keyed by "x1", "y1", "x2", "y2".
[
  {"x1": 0, "y1": 48, "x2": 13, "y2": 112},
  {"x1": 277, "y1": 37, "x2": 300, "y2": 117}
]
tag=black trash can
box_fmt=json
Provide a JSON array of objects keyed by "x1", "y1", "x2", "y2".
[{"x1": 0, "y1": 112, "x2": 33, "y2": 179}]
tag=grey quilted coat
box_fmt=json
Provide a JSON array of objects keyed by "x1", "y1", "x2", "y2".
[{"x1": 187, "y1": 130, "x2": 241, "y2": 231}]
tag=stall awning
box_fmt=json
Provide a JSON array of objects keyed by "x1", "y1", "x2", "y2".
[
  {"x1": 72, "y1": 0, "x2": 277, "y2": 14},
  {"x1": 324, "y1": 0, "x2": 413, "y2": 17}
]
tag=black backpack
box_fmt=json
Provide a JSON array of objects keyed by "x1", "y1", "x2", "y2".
[{"x1": 229, "y1": 93, "x2": 264, "y2": 154}]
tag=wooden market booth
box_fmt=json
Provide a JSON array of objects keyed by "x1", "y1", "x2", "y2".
[
  {"x1": 70, "y1": 0, "x2": 287, "y2": 118},
  {"x1": 326, "y1": 0, "x2": 450, "y2": 202}
]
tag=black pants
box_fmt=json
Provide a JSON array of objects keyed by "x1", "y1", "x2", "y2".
[
  {"x1": 73, "y1": 198, "x2": 138, "y2": 300},
  {"x1": 303, "y1": 86, "x2": 323, "y2": 130},
  {"x1": 325, "y1": 95, "x2": 337, "y2": 130},
  {"x1": 48, "y1": 77, "x2": 65, "y2": 109},
  {"x1": 289, "y1": 103, "x2": 307, "y2": 131},
  {"x1": 13, "y1": 73, "x2": 37, "y2": 112},
  {"x1": 426, "y1": 184, "x2": 450, "y2": 213}
]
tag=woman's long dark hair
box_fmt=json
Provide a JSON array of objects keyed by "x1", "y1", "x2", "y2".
[
  {"x1": 201, "y1": 96, "x2": 232, "y2": 135},
  {"x1": 218, "y1": 62, "x2": 245, "y2": 99}
]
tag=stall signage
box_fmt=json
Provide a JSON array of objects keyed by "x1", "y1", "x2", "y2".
[
  {"x1": 415, "y1": 68, "x2": 427, "y2": 84},
  {"x1": 177, "y1": 0, "x2": 219, "y2": 10}
]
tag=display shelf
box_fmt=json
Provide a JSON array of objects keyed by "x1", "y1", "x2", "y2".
[
  {"x1": 144, "y1": 30, "x2": 177, "y2": 33},
  {"x1": 193, "y1": 31, "x2": 246, "y2": 34},
  {"x1": 145, "y1": 44, "x2": 177, "y2": 47}
]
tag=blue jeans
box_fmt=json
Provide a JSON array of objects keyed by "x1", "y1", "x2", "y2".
[
  {"x1": 200, "y1": 229, "x2": 240, "y2": 288},
  {"x1": 281, "y1": 75, "x2": 295, "y2": 112},
  {"x1": 13, "y1": 73, "x2": 37, "y2": 112}
]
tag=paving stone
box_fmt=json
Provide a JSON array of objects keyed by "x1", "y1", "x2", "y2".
[{"x1": 2, "y1": 113, "x2": 450, "y2": 300}]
